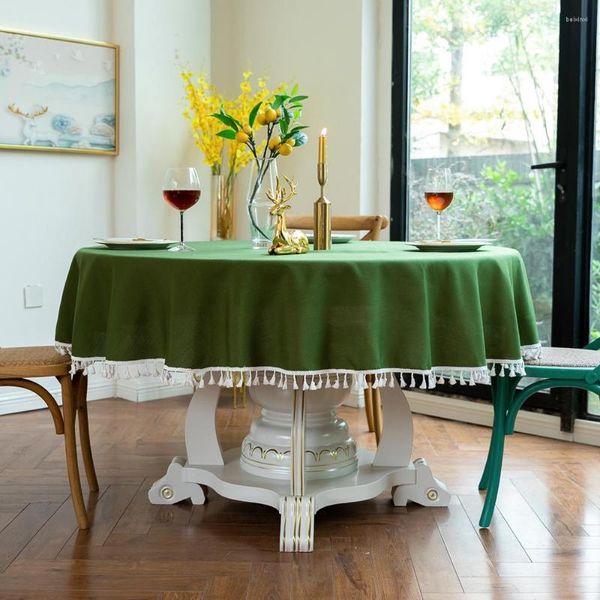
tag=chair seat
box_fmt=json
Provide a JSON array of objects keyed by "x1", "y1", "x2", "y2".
[
  {"x1": 525, "y1": 346, "x2": 600, "y2": 369},
  {"x1": 0, "y1": 346, "x2": 71, "y2": 377}
]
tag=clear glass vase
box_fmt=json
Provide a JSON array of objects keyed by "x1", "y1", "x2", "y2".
[
  {"x1": 210, "y1": 173, "x2": 236, "y2": 240},
  {"x1": 246, "y1": 158, "x2": 278, "y2": 249}
]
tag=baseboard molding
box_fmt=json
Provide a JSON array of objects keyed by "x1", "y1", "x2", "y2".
[
  {"x1": 343, "y1": 386, "x2": 365, "y2": 408},
  {"x1": 0, "y1": 376, "x2": 115, "y2": 416},
  {"x1": 405, "y1": 391, "x2": 600, "y2": 447},
  {"x1": 115, "y1": 377, "x2": 192, "y2": 402}
]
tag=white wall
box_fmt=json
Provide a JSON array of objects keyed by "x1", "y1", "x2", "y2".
[
  {"x1": 211, "y1": 0, "x2": 392, "y2": 237},
  {"x1": 113, "y1": 0, "x2": 212, "y2": 242},
  {"x1": 0, "y1": 0, "x2": 211, "y2": 413},
  {"x1": 0, "y1": 0, "x2": 114, "y2": 347}
]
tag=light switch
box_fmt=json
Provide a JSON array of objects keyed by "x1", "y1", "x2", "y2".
[{"x1": 24, "y1": 285, "x2": 43, "y2": 308}]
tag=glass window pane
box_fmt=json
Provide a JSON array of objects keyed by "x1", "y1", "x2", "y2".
[
  {"x1": 408, "y1": 0, "x2": 560, "y2": 345},
  {"x1": 588, "y1": 9, "x2": 600, "y2": 416}
]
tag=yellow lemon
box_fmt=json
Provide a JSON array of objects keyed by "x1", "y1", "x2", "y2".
[
  {"x1": 286, "y1": 138, "x2": 296, "y2": 147},
  {"x1": 256, "y1": 113, "x2": 266, "y2": 126},
  {"x1": 235, "y1": 131, "x2": 249, "y2": 143},
  {"x1": 268, "y1": 135, "x2": 281, "y2": 151},
  {"x1": 265, "y1": 108, "x2": 277, "y2": 123},
  {"x1": 243, "y1": 124, "x2": 252, "y2": 135},
  {"x1": 279, "y1": 143, "x2": 293, "y2": 156}
]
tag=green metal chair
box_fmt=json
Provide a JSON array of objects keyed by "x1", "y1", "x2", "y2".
[{"x1": 478, "y1": 338, "x2": 600, "y2": 528}]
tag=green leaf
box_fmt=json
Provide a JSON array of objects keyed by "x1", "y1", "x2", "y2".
[
  {"x1": 216, "y1": 129, "x2": 237, "y2": 139},
  {"x1": 212, "y1": 111, "x2": 239, "y2": 131},
  {"x1": 287, "y1": 125, "x2": 309, "y2": 134},
  {"x1": 248, "y1": 101, "x2": 262, "y2": 128},
  {"x1": 272, "y1": 95, "x2": 290, "y2": 110},
  {"x1": 289, "y1": 95, "x2": 308, "y2": 103},
  {"x1": 280, "y1": 116, "x2": 289, "y2": 137}
]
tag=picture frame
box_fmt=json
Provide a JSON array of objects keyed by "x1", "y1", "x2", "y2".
[{"x1": 0, "y1": 28, "x2": 119, "y2": 156}]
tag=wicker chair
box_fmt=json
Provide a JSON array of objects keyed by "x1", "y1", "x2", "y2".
[
  {"x1": 286, "y1": 214, "x2": 390, "y2": 443},
  {"x1": 478, "y1": 339, "x2": 600, "y2": 528},
  {"x1": 0, "y1": 346, "x2": 98, "y2": 528}
]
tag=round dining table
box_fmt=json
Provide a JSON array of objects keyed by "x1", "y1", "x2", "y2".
[{"x1": 55, "y1": 240, "x2": 540, "y2": 552}]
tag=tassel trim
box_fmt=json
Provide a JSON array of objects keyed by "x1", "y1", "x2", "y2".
[{"x1": 56, "y1": 340, "x2": 533, "y2": 391}]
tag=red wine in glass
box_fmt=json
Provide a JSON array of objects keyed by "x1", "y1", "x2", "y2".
[
  {"x1": 163, "y1": 189, "x2": 200, "y2": 211},
  {"x1": 162, "y1": 167, "x2": 201, "y2": 252}
]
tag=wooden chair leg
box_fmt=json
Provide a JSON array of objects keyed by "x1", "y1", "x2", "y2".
[
  {"x1": 372, "y1": 387, "x2": 383, "y2": 445},
  {"x1": 232, "y1": 373, "x2": 238, "y2": 408},
  {"x1": 364, "y1": 383, "x2": 375, "y2": 433},
  {"x1": 58, "y1": 374, "x2": 89, "y2": 529},
  {"x1": 73, "y1": 372, "x2": 99, "y2": 492}
]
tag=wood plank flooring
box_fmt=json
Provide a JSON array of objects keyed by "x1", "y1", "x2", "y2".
[{"x1": 1, "y1": 394, "x2": 600, "y2": 599}]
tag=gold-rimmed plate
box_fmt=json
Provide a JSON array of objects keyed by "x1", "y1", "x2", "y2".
[
  {"x1": 407, "y1": 239, "x2": 495, "y2": 252},
  {"x1": 94, "y1": 238, "x2": 177, "y2": 250}
]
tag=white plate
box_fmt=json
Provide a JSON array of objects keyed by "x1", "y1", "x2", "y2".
[
  {"x1": 94, "y1": 238, "x2": 177, "y2": 250},
  {"x1": 306, "y1": 233, "x2": 355, "y2": 244},
  {"x1": 407, "y1": 239, "x2": 494, "y2": 252}
]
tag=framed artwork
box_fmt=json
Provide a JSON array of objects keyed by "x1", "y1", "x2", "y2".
[{"x1": 0, "y1": 28, "x2": 119, "y2": 155}]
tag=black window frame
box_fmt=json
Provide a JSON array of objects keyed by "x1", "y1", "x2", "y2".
[{"x1": 391, "y1": 0, "x2": 599, "y2": 430}]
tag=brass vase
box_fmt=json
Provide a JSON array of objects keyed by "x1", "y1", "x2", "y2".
[{"x1": 210, "y1": 173, "x2": 235, "y2": 240}]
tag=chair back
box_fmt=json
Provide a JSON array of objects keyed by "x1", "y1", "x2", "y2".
[{"x1": 285, "y1": 215, "x2": 389, "y2": 241}]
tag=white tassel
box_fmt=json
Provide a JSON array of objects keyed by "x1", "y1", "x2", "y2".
[
  {"x1": 208, "y1": 371, "x2": 215, "y2": 385},
  {"x1": 459, "y1": 373, "x2": 466, "y2": 385},
  {"x1": 419, "y1": 375, "x2": 427, "y2": 389},
  {"x1": 293, "y1": 376, "x2": 299, "y2": 390},
  {"x1": 303, "y1": 377, "x2": 309, "y2": 391},
  {"x1": 410, "y1": 374, "x2": 415, "y2": 388},
  {"x1": 400, "y1": 372, "x2": 406, "y2": 387},
  {"x1": 429, "y1": 373, "x2": 436, "y2": 388},
  {"x1": 269, "y1": 372, "x2": 276, "y2": 386},
  {"x1": 282, "y1": 376, "x2": 288, "y2": 390},
  {"x1": 390, "y1": 374, "x2": 395, "y2": 388},
  {"x1": 333, "y1": 374, "x2": 340, "y2": 389},
  {"x1": 325, "y1": 374, "x2": 331, "y2": 388},
  {"x1": 310, "y1": 376, "x2": 317, "y2": 390},
  {"x1": 253, "y1": 372, "x2": 260, "y2": 386},
  {"x1": 469, "y1": 372, "x2": 475, "y2": 386}
]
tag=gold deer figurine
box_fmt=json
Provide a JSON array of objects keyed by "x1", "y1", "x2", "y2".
[{"x1": 267, "y1": 176, "x2": 309, "y2": 255}]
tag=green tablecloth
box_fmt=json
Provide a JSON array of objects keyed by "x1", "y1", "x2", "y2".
[{"x1": 55, "y1": 241, "x2": 540, "y2": 389}]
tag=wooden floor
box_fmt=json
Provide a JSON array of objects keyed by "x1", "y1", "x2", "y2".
[{"x1": 1, "y1": 396, "x2": 600, "y2": 599}]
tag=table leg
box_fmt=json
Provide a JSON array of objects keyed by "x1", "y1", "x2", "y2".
[
  {"x1": 147, "y1": 383, "x2": 449, "y2": 551},
  {"x1": 280, "y1": 390, "x2": 314, "y2": 552},
  {"x1": 148, "y1": 386, "x2": 222, "y2": 505},
  {"x1": 375, "y1": 386, "x2": 450, "y2": 507}
]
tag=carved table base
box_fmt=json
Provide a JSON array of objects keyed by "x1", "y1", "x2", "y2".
[{"x1": 148, "y1": 383, "x2": 450, "y2": 552}]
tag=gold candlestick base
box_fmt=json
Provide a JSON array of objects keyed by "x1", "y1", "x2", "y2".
[
  {"x1": 314, "y1": 162, "x2": 331, "y2": 250},
  {"x1": 314, "y1": 195, "x2": 331, "y2": 251}
]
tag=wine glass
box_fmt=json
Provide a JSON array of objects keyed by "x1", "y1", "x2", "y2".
[
  {"x1": 424, "y1": 168, "x2": 454, "y2": 241},
  {"x1": 163, "y1": 167, "x2": 201, "y2": 252}
]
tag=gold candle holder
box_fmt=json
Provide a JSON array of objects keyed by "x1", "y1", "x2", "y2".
[{"x1": 314, "y1": 162, "x2": 331, "y2": 250}]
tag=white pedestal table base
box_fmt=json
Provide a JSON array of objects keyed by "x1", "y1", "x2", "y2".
[{"x1": 148, "y1": 384, "x2": 450, "y2": 552}]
